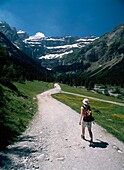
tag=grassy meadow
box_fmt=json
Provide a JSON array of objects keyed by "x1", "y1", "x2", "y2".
[
  {"x1": 60, "y1": 84, "x2": 124, "y2": 104},
  {"x1": 53, "y1": 84, "x2": 124, "y2": 143},
  {"x1": 14, "y1": 81, "x2": 53, "y2": 98}
]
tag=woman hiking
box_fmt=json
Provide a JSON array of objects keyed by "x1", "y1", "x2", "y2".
[{"x1": 79, "y1": 98, "x2": 94, "y2": 146}]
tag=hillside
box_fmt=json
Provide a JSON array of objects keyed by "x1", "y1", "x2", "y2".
[
  {"x1": 53, "y1": 24, "x2": 124, "y2": 87},
  {"x1": 0, "y1": 81, "x2": 53, "y2": 150},
  {"x1": 0, "y1": 32, "x2": 53, "y2": 84},
  {"x1": 0, "y1": 32, "x2": 53, "y2": 150}
]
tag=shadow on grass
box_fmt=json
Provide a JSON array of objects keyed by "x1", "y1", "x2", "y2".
[{"x1": 0, "y1": 135, "x2": 41, "y2": 169}]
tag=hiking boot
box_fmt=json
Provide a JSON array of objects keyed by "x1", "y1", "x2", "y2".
[
  {"x1": 89, "y1": 139, "x2": 94, "y2": 147},
  {"x1": 81, "y1": 135, "x2": 85, "y2": 140},
  {"x1": 89, "y1": 142, "x2": 94, "y2": 147}
]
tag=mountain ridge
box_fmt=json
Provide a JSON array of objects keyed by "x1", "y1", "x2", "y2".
[{"x1": 0, "y1": 21, "x2": 98, "y2": 68}]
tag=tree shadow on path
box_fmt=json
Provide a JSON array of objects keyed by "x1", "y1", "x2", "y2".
[{"x1": 0, "y1": 135, "x2": 41, "y2": 169}]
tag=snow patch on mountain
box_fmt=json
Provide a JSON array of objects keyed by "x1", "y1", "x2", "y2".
[
  {"x1": 22, "y1": 31, "x2": 98, "y2": 60},
  {"x1": 17, "y1": 30, "x2": 26, "y2": 34},
  {"x1": 26, "y1": 32, "x2": 45, "y2": 41},
  {"x1": 24, "y1": 41, "x2": 42, "y2": 45},
  {"x1": 76, "y1": 37, "x2": 98, "y2": 42},
  {"x1": 46, "y1": 44, "x2": 80, "y2": 49},
  {"x1": 46, "y1": 37, "x2": 64, "y2": 41},
  {"x1": 39, "y1": 50, "x2": 73, "y2": 59}
]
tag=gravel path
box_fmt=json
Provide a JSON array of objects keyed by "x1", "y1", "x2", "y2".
[{"x1": 0, "y1": 85, "x2": 124, "y2": 170}]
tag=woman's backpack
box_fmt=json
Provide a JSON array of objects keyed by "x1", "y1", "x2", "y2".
[{"x1": 83, "y1": 105, "x2": 94, "y2": 122}]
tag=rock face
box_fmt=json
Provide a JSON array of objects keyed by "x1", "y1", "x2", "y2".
[
  {"x1": 0, "y1": 21, "x2": 20, "y2": 43},
  {"x1": 17, "y1": 30, "x2": 29, "y2": 40},
  {"x1": 24, "y1": 34, "x2": 97, "y2": 60},
  {"x1": 0, "y1": 21, "x2": 97, "y2": 68},
  {"x1": 0, "y1": 21, "x2": 33, "y2": 58}
]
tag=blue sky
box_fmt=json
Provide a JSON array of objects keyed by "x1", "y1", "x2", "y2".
[{"x1": 0, "y1": 0, "x2": 124, "y2": 37}]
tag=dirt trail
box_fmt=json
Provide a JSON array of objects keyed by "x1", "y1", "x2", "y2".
[{"x1": 0, "y1": 85, "x2": 124, "y2": 170}]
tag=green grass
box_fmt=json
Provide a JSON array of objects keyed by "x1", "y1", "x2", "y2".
[
  {"x1": 14, "y1": 80, "x2": 53, "y2": 98},
  {"x1": 0, "y1": 81, "x2": 53, "y2": 150},
  {"x1": 60, "y1": 83, "x2": 124, "y2": 104},
  {"x1": 52, "y1": 92, "x2": 124, "y2": 143}
]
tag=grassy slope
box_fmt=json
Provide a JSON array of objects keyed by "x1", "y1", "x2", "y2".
[
  {"x1": 52, "y1": 84, "x2": 124, "y2": 143},
  {"x1": 0, "y1": 81, "x2": 53, "y2": 150}
]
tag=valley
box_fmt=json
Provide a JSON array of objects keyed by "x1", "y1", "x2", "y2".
[
  {"x1": 1, "y1": 21, "x2": 124, "y2": 88},
  {"x1": 0, "y1": 21, "x2": 124, "y2": 153},
  {"x1": 0, "y1": 0, "x2": 124, "y2": 166}
]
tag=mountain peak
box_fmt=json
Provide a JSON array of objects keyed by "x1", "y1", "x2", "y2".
[
  {"x1": 17, "y1": 30, "x2": 26, "y2": 34},
  {"x1": 28, "y1": 32, "x2": 45, "y2": 40}
]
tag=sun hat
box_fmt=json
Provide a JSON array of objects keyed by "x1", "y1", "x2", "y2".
[{"x1": 82, "y1": 98, "x2": 90, "y2": 105}]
